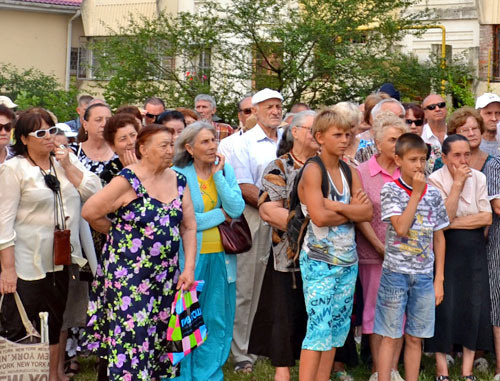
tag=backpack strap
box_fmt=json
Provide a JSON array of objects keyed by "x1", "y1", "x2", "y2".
[
  {"x1": 339, "y1": 159, "x2": 353, "y2": 196},
  {"x1": 307, "y1": 156, "x2": 329, "y2": 198}
]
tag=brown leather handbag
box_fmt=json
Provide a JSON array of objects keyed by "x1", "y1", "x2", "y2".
[
  {"x1": 54, "y1": 228, "x2": 71, "y2": 266},
  {"x1": 218, "y1": 215, "x2": 252, "y2": 254}
]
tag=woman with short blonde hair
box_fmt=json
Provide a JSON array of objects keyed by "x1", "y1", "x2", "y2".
[{"x1": 355, "y1": 110, "x2": 408, "y2": 381}]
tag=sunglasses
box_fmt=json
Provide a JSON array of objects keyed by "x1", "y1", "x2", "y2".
[
  {"x1": 0, "y1": 122, "x2": 12, "y2": 132},
  {"x1": 425, "y1": 102, "x2": 446, "y2": 111},
  {"x1": 239, "y1": 108, "x2": 252, "y2": 115},
  {"x1": 145, "y1": 113, "x2": 160, "y2": 121},
  {"x1": 405, "y1": 119, "x2": 424, "y2": 126},
  {"x1": 28, "y1": 126, "x2": 59, "y2": 138}
]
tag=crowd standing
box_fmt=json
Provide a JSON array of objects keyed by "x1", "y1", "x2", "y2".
[{"x1": 0, "y1": 85, "x2": 500, "y2": 381}]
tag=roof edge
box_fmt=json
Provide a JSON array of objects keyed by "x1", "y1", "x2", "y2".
[{"x1": 0, "y1": 0, "x2": 80, "y2": 13}]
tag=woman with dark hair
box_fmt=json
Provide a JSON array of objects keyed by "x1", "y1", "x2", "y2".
[
  {"x1": 157, "y1": 110, "x2": 186, "y2": 139},
  {"x1": 248, "y1": 110, "x2": 317, "y2": 381},
  {"x1": 172, "y1": 121, "x2": 245, "y2": 380},
  {"x1": 83, "y1": 124, "x2": 197, "y2": 380},
  {"x1": 404, "y1": 103, "x2": 440, "y2": 176},
  {"x1": 434, "y1": 107, "x2": 500, "y2": 378},
  {"x1": 67, "y1": 103, "x2": 116, "y2": 377},
  {"x1": 100, "y1": 113, "x2": 141, "y2": 185},
  {"x1": 72, "y1": 102, "x2": 116, "y2": 175},
  {"x1": 426, "y1": 134, "x2": 493, "y2": 381},
  {"x1": 0, "y1": 104, "x2": 15, "y2": 163},
  {"x1": 0, "y1": 108, "x2": 101, "y2": 381},
  {"x1": 115, "y1": 105, "x2": 143, "y2": 126},
  {"x1": 403, "y1": 103, "x2": 425, "y2": 135}
]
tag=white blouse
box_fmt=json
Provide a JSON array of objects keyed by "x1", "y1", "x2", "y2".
[
  {"x1": 0, "y1": 154, "x2": 102, "y2": 281},
  {"x1": 428, "y1": 165, "x2": 492, "y2": 217}
]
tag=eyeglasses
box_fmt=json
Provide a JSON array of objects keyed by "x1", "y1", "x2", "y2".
[
  {"x1": 0, "y1": 122, "x2": 12, "y2": 132},
  {"x1": 425, "y1": 102, "x2": 446, "y2": 111},
  {"x1": 296, "y1": 125, "x2": 313, "y2": 132},
  {"x1": 457, "y1": 126, "x2": 480, "y2": 134},
  {"x1": 145, "y1": 113, "x2": 160, "y2": 121},
  {"x1": 28, "y1": 126, "x2": 59, "y2": 138},
  {"x1": 405, "y1": 119, "x2": 424, "y2": 126},
  {"x1": 239, "y1": 108, "x2": 252, "y2": 115}
]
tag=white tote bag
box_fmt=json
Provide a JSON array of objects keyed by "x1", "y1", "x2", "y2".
[{"x1": 0, "y1": 292, "x2": 50, "y2": 379}]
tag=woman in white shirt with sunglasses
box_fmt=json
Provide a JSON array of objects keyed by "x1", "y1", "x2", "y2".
[{"x1": 0, "y1": 108, "x2": 101, "y2": 381}]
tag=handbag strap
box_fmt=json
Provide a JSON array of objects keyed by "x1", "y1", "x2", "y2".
[
  {"x1": 0, "y1": 292, "x2": 41, "y2": 339},
  {"x1": 51, "y1": 163, "x2": 67, "y2": 231}
]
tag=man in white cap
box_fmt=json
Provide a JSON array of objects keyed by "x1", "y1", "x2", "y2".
[
  {"x1": 477, "y1": 93, "x2": 500, "y2": 156},
  {"x1": 229, "y1": 88, "x2": 283, "y2": 373},
  {"x1": 0, "y1": 96, "x2": 17, "y2": 109}
]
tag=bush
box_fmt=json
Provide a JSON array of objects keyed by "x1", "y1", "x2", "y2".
[{"x1": 0, "y1": 64, "x2": 80, "y2": 122}]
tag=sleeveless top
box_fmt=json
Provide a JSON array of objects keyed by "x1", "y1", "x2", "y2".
[{"x1": 301, "y1": 169, "x2": 357, "y2": 266}]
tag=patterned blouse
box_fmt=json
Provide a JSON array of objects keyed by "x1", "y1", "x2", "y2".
[
  {"x1": 259, "y1": 152, "x2": 303, "y2": 272},
  {"x1": 99, "y1": 156, "x2": 123, "y2": 186},
  {"x1": 69, "y1": 142, "x2": 118, "y2": 176}
]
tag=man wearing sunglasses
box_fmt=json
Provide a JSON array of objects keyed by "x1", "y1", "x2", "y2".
[
  {"x1": 421, "y1": 94, "x2": 447, "y2": 148},
  {"x1": 237, "y1": 95, "x2": 254, "y2": 130},
  {"x1": 218, "y1": 95, "x2": 254, "y2": 167},
  {"x1": 143, "y1": 97, "x2": 165, "y2": 125},
  {"x1": 476, "y1": 93, "x2": 500, "y2": 156},
  {"x1": 0, "y1": 105, "x2": 15, "y2": 164}
]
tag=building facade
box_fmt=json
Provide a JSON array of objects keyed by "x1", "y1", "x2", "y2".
[{"x1": 401, "y1": 0, "x2": 500, "y2": 94}]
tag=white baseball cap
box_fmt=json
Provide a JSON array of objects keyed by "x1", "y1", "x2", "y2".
[
  {"x1": 251, "y1": 88, "x2": 283, "y2": 105},
  {"x1": 0, "y1": 95, "x2": 17, "y2": 109},
  {"x1": 55, "y1": 123, "x2": 78, "y2": 138},
  {"x1": 475, "y1": 93, "x2": 500, "y2": 109}
]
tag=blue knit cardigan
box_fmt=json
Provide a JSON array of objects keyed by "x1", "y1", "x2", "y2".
[{"x1": 172, "y1": 162, "x2": 245, "y2": 283}]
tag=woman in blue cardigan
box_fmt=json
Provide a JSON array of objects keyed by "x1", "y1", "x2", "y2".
[{"x1": 172, "y1": 121, "x2": 245, "y2": 381}]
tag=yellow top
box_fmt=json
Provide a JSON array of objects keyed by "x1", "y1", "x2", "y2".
[{"x1": 198, "y1": 175, "x2": 224, "y2": 254}]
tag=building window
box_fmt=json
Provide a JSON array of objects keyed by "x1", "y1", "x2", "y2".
[
  {"x1": 186, "y1": 49, "x2": 211, "y2": 84},
  {"x1": 78, "y1": 37, "x2": 176, "y2": 81},
  {"x1": 253, "y1": 42, "x2": 283, "y2": 90}
]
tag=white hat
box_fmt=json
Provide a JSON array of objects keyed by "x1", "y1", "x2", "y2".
[
  {"x1": 55, "y1": 123, "x2": 78, "y2": 138},
  {"x1": 251, "y1": 88, "x2": 283, "y2": 105},
  {"x1": 0, "y1": 95, "x2": 17, "y2": 109},
  {"x1": 475, "y1": 93, "x2": 500, "y2": 109}
]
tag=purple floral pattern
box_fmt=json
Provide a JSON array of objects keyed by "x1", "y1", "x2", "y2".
[{"x1": 86, "y1": 168, "x2": 186, "y2": 380}]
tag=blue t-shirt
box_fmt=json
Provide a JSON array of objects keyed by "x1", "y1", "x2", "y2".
[{"x1": 380, "y1": 178, "x2": 449, "y2": 274}]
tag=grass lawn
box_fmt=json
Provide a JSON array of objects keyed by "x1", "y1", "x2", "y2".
[{"x1": 73, "y1": 353, "x2": 498, "y2": 380}]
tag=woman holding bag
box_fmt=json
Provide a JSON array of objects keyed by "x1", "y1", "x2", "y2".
[
  {"x1": 172, "y1": 121, "x2": 245, "y2": 381},
  {"x1": 0, "y1": 108, "x2": 101, "y2": 381}
]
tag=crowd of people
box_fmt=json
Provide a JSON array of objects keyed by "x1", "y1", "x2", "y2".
[{"x1": 0, "y1": 85, "x2": 500, "y2": 381}]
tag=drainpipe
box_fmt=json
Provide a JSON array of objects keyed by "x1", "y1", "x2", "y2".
[{"x1": 65, "y1": 10, "x2": 81, "y2": 91}]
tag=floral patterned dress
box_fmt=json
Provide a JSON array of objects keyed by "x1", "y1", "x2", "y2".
[{"x1": 86, "y1": 168, "x2": 185, "y2": 380}]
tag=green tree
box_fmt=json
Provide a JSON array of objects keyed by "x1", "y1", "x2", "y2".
[
  {"x1": 0, "y1": 64, "x2": 79, "y2": 122},
  {"x1": 89, "y1": 10, "x2": 225, "y2": 112},
  {"x1": 363, "y1": 52, "x2": 476, "y2": 106},
  {"x1": 90, "y1": 0, "x2": 431, "y2": 123}
]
